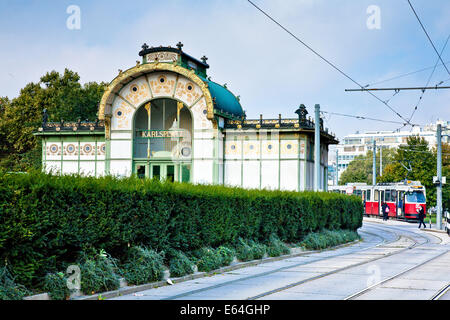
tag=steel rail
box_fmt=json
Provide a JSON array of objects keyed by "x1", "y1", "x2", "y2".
[
  {"x1": 248, "y1": 223, "x2": 433, "y2": 300},
  {"x1": 345, "y1": 250, "x2": 448, "y2": 300},
  {"x1": 431, "y1": 283, "x2": 450, "y2": 300},
  {"x1": 161, "y1": 224, "x2": 397, "y2": 300}
]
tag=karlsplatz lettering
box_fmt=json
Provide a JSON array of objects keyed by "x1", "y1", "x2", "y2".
[
  {"x1": 140, "y1": 130, "x2": 186, "y2": 138},
  {"x1": 180, "y1": 304, "x2": 214, "y2": 318}
]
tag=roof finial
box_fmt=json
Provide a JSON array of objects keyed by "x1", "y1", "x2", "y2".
[
  {"x1": 201, "y1": 55, "x2": 208, "y2": 64},
  {"x1": 141, "y1": 43, "x2": 149, "y2": 51},
  {"x1": 176, "y1": 42, "x2": 184, "y2": 51}
]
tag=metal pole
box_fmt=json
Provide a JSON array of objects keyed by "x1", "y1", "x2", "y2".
[
  {"x1": 372, "y1": 139, "x2": 377, "y2": 186},
  {"x1": 314, "y1": 104, "x2": 321, "y2": 191},
  {"x1": 336, "y1": 149, "x2": 339, "y2": 186},
  {"x1": 380, "y1": 145, "x2": 383, "y2": 177},
  {"x1": 437, "y1": 124, "x2": 443, "y2": 230}
]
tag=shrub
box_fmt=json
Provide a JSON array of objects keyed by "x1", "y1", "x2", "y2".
[
  {"x1": 196, "y1": 248, "x2": 223, "y2": 272},
  {"x1": 216, "y1": 246, "x2": 235, "y2": 267},
  {"x1": 266, "y1": 235, "x2": 291, "y2": 257},
  {"x1": 235, "y1": 238, "x2": 254, "y2": 262},
  {"x1": 79, "y1": 250, "x2": 120, "y2": 295},
  {"x1": 169, "y1": 251, "x2": 195, "y2": 278},
  {"x1": 121, "y1": 247, "x2": 164, "y2": 285},
  {"x1": 43, "y1": 272, "x2": 70, "y2": 300},
  {"x1": 235, "y1": 239, "x2": 266, "y2": 261},
  {"x1": 301, "y1": 229, "x2": 360, "y2": 250},
  {"x1": 0, "y1": 266, "x2": 29, "y2": 300},
  {"x1": 249, "y1": 240, "x2": 266, "y2": 260}
]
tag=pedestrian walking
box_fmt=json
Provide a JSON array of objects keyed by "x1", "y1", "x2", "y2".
[
  {"x1": 382, "y1": 202, "x2": 389, "y2": 221},
  {"x1": 417, "y1": 205, "x2": 426, "y2": 229}
]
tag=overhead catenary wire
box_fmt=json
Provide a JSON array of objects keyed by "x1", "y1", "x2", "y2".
[
  {"x1": 408, "y1": 34, "x2": 450, "y2": 122},
  {"x1": 363, "y1": 60, "x2": 450, "y2": 88},
  {"x1": 407, "y1": 0, "x2": 450, "y2": 75},
  {"x1": 247, "y1": 0, "x2": 412, "y2": 127},
  {"x1": 320, "y1": 110, "x2": 417, "y2": 126}
]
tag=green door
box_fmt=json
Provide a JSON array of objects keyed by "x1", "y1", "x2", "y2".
[
  {"x1": 134, "y1": 162, "x2": 190, "y2": 182},
  {"x1": 150, "y1": 163, "x2": 176, "y2": 182}
]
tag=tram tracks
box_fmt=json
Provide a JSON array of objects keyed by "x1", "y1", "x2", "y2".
[
  {"x1": 431, "y1": 283, "x2": 450, "y2": 300},
  {"x1": 125, "y1": 222, "x2": 447, "y2": 300},
  {"x1": 160, "y1": 223, "x2": 403, "y2": 300},
  {"x1": 251, "y1": 222, "x2": 447, "y2": 300},
  {"x1": 248, "y1": 223, "x2": 424, "y2": 300}
]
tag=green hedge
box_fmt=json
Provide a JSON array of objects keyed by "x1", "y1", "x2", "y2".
[{"x1": 0, "y1": 171, "x2": 362, "y2": 287}]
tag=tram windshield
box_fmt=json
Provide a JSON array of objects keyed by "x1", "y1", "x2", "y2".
[{"x1": 406, "y1": 191, "x2": 425, "y2": 203}]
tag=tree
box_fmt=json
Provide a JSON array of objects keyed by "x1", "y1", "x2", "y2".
[
  {"x1": 339, "y1": 148, "x2": 396, "y2": 185},
  {"x1": 0, "y1": 69, "x2": 106, "y2": 172},
  {"x1": 339, "y1": 136, "x2": 448, "y2": 209}
]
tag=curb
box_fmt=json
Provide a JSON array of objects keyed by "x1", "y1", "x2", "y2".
[
  {"x1": 421, "y1": 228, "x2": 447, "y2": 234},
  {"x1": 74, "y1": 239, "x2": 361, "y2": 301}
]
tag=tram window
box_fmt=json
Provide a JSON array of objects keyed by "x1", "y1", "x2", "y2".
[
  {"x1": 366, "y1": 190, "x2": 371, "y2": 201},
  {"x1": 356, "y1": 190, "x2": 362, "y2": 198},
  {"x1": 380, "y1": 191, "x2": 384, "y2": 202},
  {"x1": 391, "y1": 190, "x2": 397, "y2": 202},
  {"x1": 406, "y1": 191, "x2": 425, "y2": 203},
  {"x1": 374, "y1": 191, "x2": 379, "y2": 201},
  {"x1": 385, "y1": 190, "x2": 391, "y2": 202}
]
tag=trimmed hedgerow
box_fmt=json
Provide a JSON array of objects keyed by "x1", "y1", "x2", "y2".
[{"x1": 0, "y1": 171, "x2": 362, "y2": 288}]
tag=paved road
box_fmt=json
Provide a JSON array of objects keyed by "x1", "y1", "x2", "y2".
[{"x1": 112, "y1": 218, "x2": 450, "y2": 300}]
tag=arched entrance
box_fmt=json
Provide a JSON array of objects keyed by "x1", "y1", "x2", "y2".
[{"x1": 132, "y1": 98, "x2": 193, "y2": 182}]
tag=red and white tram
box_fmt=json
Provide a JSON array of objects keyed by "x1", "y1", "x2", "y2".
[{"x1": 329, "y1": 181, "x2": 426, "y2": 220}]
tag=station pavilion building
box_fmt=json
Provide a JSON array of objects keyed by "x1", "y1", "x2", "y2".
[{"x1": 35, "y1": 43, "x2": 338, "y2": 191}]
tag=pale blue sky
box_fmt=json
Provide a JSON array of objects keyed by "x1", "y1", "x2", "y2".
[{"x1": 1, "y1": 0, "x2": 449, "y2": 139}]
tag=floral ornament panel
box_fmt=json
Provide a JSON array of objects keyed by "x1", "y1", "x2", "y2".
[
  {"x1": 111, "y1": 98, "x2": 134, "y2": 130},
  {"x1": 46, "y1": 144, "x2": 61, "y2": 159},
  {"x1": 280, "y1": 140, "x2": 298, "y2": 156},
  {"x1": 225, "y1": 141, "x2": 241, "y2": 156},
  {"x1": 261, "y1": 141, "x2": 279, "y2": 156},
  {"x1": 63, "y1": 143, "x2": 79, "y2": 160},
  {"x1": 174, "y1": 76, "x2": 202, "y2": 106},
  {"x1": 243, "y1": 141, "x2": 260, "y2": 157},
  {"x1": 97, "y1": 143, "x2": 106, "y2": 156},
  {"x1": 190, "y1": 97, "x2": 213, "y2": 130},
  {"x1": 120, "y1": 76, "x2": 151, "y2": 107},
  {"x1": 148, "y1": 72, "x2": 177, "y2": 98},
  {"x1": 80, "y1": 143, "x2": 95, "y2": 157}
]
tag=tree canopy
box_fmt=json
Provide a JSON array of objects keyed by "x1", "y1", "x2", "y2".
[{"x1": 0, "y1": 69, "x2": 106, "y2": 171}]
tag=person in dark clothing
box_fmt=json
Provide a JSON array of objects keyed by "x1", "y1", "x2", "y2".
[
  {"x1": 417, "y1": 206, "x2": 426, "y2": 228},
  {"x1": 381, "y1": 202, "x2": 389, "y2": 221}
]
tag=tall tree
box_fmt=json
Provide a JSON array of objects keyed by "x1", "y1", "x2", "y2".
[
  {"x1": 0, "y1": 69, "x2": 106, "y2": 172},
  {"x1": 339, "y1": 148, "x2": 396, "y2": 185}
]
